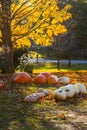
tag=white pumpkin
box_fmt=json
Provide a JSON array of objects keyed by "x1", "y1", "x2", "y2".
[
  {"x1": 54, "y1": 87, "x2": 66, "y2": 100},
  {"x1": 63, "y1": 84, "x2": 75, "y2": 98},
  {"x1": 73, "y1": 85, "x2": 80, "y2": 95},
  {"x1": 58, "y1": 76, "x2": 70, "y2": 85},
  {"x1": 38, "y1": 88, "x2": 44, "y2": 93},
  {"x1": 24, "y1": 93, "x2": 45, "y2": 102},
  {"x1": 74, "y1": 83, "x2": 87, "y2": 94},
  {"x1": 38, "y1": 88, "x2": 51, "y2": 96}
]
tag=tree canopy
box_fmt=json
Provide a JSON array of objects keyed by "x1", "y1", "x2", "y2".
[
  {"x1": 0, "y1": 0, "x2": 72, "y2": 73},
  {"x1": 0, "y1": 0, "x2": 72, "y2": 48}
]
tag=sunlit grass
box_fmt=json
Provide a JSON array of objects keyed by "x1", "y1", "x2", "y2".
[
  {"x1": 30, "y1": 51, "x2": 43, "y2": 58},
  {"x1": 33, "y1": 62, "x2": 87, "y2": 73}
]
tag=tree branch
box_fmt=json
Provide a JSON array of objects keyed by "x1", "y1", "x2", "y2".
[
  {"x1": 11, "y1": 0, "x2": 39, "y2": 20},
  {"x1": 11, "y1": 0, "x2": 52, "y2": 30},
  {"x1": 12, "y1": 2, "x2": 52, "y2": 38}
]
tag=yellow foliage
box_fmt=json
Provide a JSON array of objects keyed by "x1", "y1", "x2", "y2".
[
  {"x1": 16, "y1": 37, "x2": 31, "y2": 48},
  {"x1": 47, "y1": 30, "x2": 53, "y2": 37},
  {"x1": 10, "y1": 0, "x2": 72, "y2": 48}
]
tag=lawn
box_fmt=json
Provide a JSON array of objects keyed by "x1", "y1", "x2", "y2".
[
  {"x1": 33, "y1": 62, "x2": 87, "y2": 73},
  {"x1": 0, "y1": 68, "x2": 87, "y2": 130}
]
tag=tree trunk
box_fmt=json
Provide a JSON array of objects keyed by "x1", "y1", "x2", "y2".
[
  {"x1": 36, "y1": 54, "x2": 38, "y2": 64},
  {"x1": 1, "y1": 0, "x2": 14, "y2": 73},
  {"x1": 57, "y1": 59, "x2": 60, "y2": 70},
  {"x1": 68, "y1": 58, "x2": 71, "y2": 68}
]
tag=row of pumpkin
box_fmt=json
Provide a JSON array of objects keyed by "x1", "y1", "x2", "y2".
[
  {"x1": 24, "y1": 83, "x2": 87, "y2": 102},
  {"x1": 12, "y1": 72, "x2": 87, "y2": 102},
  {"x1": 13, "y1": 72, "x2": 70, "y2": 85},
  {"x1": 0, "y1": 72, "x2": 69, "y2": 89},
  {"x1": 0, "y1": 72, "x2": 86, "y2": 101},
  {"x1": 54, "y1": 83, "x2": 87, "y2": 100}
]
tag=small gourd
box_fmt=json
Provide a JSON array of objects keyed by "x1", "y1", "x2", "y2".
[
  {"x1": 54, "y1": 87, "x2": 66, "y2": 100},
  {"x1": 40, "y1": 72, "x2": 51, "y2": 78},
  {"x1": 47, "y1": 75, "x2": 58, "y2": 84},
  {"x1": 34, "y1": 74, "x2": 47, "y2": 84},
  {"x1": 74, "y1": 83, "x2": 86, "y2": 94},
  {"x1": 63, "y1": 84, "x2": 75, "y2": 98},
  {"x1": 73, "y1": 85, "x2": 80, "y2": 95},
  {"x1": 24, "y1": 93, "x2": 45, "y2": 102},
  {"x1": 58, "y1": 76, "x2": 70, "y2": 85},
  {"x1": 0, "y1": 80, "x2": 4, "y2": 89},
  {"x1": 13, "y1": 72, "x2": 32, "y2": 84}
]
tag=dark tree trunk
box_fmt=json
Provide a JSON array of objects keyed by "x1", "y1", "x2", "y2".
[
  {"x1": 36, "y1": 54, "x2": 38, "y2": 64},
  {"x1": 1, "y1": 0, "x2": 14, "y2": 73},
  {"x1": 57, "y1": 59, "x2": 60, "y2": 70},
  {"x1": 68, "y1": 59, "x2": 71, "y2": 68}
]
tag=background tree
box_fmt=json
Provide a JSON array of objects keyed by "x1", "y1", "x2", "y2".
[
  {"x1": 72, "y1": 0, "x2": 87, "y2": 59},
  {"x1": 54, "y1": 0, "x2": 87, "y2": 59}
]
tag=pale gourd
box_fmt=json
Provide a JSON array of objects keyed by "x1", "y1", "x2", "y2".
[
  {"x1": 73, "y1": 85, "x2": 80, "y2": 94},
  {"x1": 54, "y1": 87, "x2": 66, "y2": 100},
  {"x1": 63, "y1": 84, "x2": 75, "y2": 98},
  {"x1": 38, "y1": 88, "x2": 44, "y2": 93},
  {"x1": 74, "y1": 83, "x2": 87, "y2": 94},
  {"x1": 24, "y1": 93, "x2": 45, "y2": 102},
  {"x1": 58, "y1": 76, "x2": 70, "y2": 85}
]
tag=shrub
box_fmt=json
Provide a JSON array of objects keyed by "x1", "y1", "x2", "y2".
[{"x1": 17, "y1": 53, "x2": 34, "y2": 73}]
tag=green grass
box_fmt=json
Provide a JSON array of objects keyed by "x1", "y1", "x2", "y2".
[
  {"x1": 29, "y1": 51, "x2": 43, "y2": 58},
  {"x1": 33, "y1": 62, "x2": 87, "y2": 73},
  {"x1": 0, "y1": 84, "x2": 58, "y2": 130},
  {"x1": 0, "y1": 81, "x2": 87, "y2": 130}
]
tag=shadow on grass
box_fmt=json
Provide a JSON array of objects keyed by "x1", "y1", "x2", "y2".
[{"x1": 0, "y1": 77, "x2": 60, "y2": 130}]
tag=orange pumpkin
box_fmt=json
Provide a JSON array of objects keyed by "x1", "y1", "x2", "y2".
[
  {"x1": 40, "y1": 72, "x2": 51, "y2": 78},
  {"x1": 0, "y1": 83, "x2": 3, "y2": 89},
  {"x1": 13, "y1": 72, "x2": 32, "y2": 84},
  {"x1": 47, "y1": 75, "x2": 58, "y2": 84},
  {"x1": 0, "y1": 80, "x2": 4, "y2": 89},
  {"x1": 34, "y1": 74, "x2": 46, "y2": 84}
]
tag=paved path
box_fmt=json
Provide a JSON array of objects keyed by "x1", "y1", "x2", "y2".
[{"x1": 34, "y1": 58, "x2": 87, "y2": 64}]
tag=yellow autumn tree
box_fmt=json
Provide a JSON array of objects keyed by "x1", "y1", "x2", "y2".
[{"x1": 0, "y1": 0, "x2": 72, "y2": 73}]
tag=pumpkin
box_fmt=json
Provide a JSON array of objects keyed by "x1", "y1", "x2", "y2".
[
  {"x1": 13, "y1": 72, "x2": 32, "y2": 84},
  {"x1": 34, "y1": 74, "x2": 47, "y2": 84},
  {"x1": 40, "y1": 72, "x2": 51, "y2": 78},
  {"x1": 74, "y1": 83, "x2": 86, "y2": 94},
  {"x1": 63, "y1": 84, "x2": 75, "y2": 98},
  {"x1": 47, "y1": 75, "x2": 58, "y2": 84},
  {"x1": 0, "y1": 83, "x2": 3, "y2": 89},
  {"x1": 43, "y1": 90, "x2": 51, "y2": 96},
  {"x1": 38, "y1": 88, "x2": 51, "y2": 96},
  {"x1": 54, "y1": 87, "x2": 66, "y2": 100},
  {"x1": 0, "y1": 80, "x2": 4, "y2": 89},
  {"x1": 38, "y1": 88, "x2": 44, "y2": 93},
  {"x1": 73, "y1": 85, "x2": 80, "y2": 95},
  {"x1": 58, "y1": 76, "x2": 70, "y2": 85},
  {"x1": 24, "y1": 93, "x2": 45, "y2": 102},
  {"x1": 12, "y1": 72, "x2": 21, "y2": 79}
]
